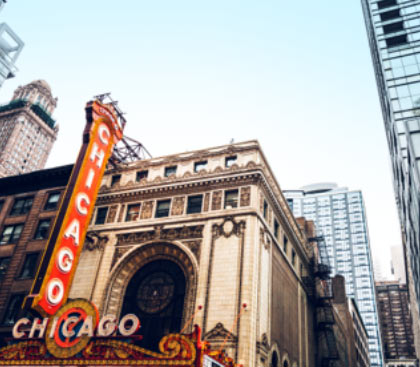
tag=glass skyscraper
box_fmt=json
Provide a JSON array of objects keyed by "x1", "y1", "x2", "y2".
[
  {"x1": 361, "y1": 0, "x2": 420, "y2": 356},
  {"x1": 284, "y1": 184, "x2": 383, "y2": 367},
  {"x1": 0, "y1": 1, "x2": 24, "y2": 88}
]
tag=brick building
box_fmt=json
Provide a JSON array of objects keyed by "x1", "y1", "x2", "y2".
[
  {"x1": 331, "y1": 275, "x2": 370, "y2": 367},
  {"x1": 0, "y1": 164, "x2": 72, "y2": 342},
  {"x1": 376, "y1": 281, "x2": 417, "y2": 367}
]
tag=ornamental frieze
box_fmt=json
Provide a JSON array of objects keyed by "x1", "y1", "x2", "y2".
[
  {"x1": 97, "y1": 174, "x2": 259, "y2": 205},
  {"x1": 116, "y1": 225, "x2": 204, "y2": 245}
]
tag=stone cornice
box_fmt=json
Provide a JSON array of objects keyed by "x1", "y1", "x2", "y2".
[
  {"x1": 105, "y1": 141, "x2": 259, "y2": 174},
  {"x1": 97, "y1": 169, "x2": 260, "y2": 204}
]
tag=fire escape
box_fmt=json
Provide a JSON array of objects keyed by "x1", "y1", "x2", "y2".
[{"x1": 304, "y1": 236, "x2": 340, "y2": 367}]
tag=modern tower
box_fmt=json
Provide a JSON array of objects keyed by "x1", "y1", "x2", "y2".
[
  {"x1": 0, "y1": 0, "x2": 24, "y2": 88},
  {"x1": 284, "y1": 183, "x2": 383, "y2": 367},
  {"x1": 0, "y1": 80, "x2": 58, "y2": 177},
  {"x1": 361, "y1": 0, "x2": 420, "y2": 355}
]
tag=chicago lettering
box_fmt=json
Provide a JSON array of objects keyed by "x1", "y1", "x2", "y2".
[{"x1": 12, "y1": 314, "x2": 140, "y2": 339}]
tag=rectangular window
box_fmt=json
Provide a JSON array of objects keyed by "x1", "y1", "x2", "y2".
[
  {"x1": 2, "y1": 294, "x2": 24, "y2": 325},
  {"x1": 380, "y1": 9, "x2": 400, "y2": 22},
  {"x1": 378, "y1": 0, "x2": 397, "y2": 9},
  {"x1": 225, "y1": 156, "x2": 237, "y2": 168},
  {"x1": 194, "y1": 161, "x2": 207, "y2": 172},
  {"x1": 224, "y1": 190, "x2": 238, "y2": 209},
  {"x1": 111, "y1": 174, "x2": 121, "y2": 187},
  {"x1": 125, "y1": 204, "x2": 141, "y2": 221},
  {"x1": 383, "y1": 21, "x2": 404, "y2": 34},
  {"x1": 0, "y1": 224, "x2": 24, "y2": 244},
  {"x1": 44, "y1": 192, "x2": 60, "y2": 210},
  {"x1": 33, "y1": 219, "x2": 51, "y2": 240},
  {"x1": 386, "y1": 34, "x2": 408, "y2": 48},
  {"x1": 0, "y1": 257, "x2": 11, "y2": 279},
  {"x1": 283, "y1": 235, "x2": 288, "y2": 253},
  {"x1": 136, "y1": 170, "x2": 148, "y2": 182},
  {"x1": 10, "y1": 197, "x2": 33, "y2": 216},
  {"x1": 292, "y1": 249, "x2": 296, "y2": 266},
  {"x1": 19, "y1": 253, "x2": 39, "y2": 279},
  {"x1": 187, "y1": 195, "x2": 203, "y2": 214},
  {"x1": 274, "y1": 219, "x2": 279, "y2": 239},
  {"x1": 164, "y1": 166, "x2": 177, "y2": 177},
  {"x1": 95, "y1": 207, "x2": 108, "y2": 225},
  {"x1": 263, "y1": 200, "x2": 268, "y2": 219},
  {"x1": 155, "y1": 200, "x2": 171, "y2": 218}
]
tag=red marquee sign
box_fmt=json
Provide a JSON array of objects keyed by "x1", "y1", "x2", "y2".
[{"x1": 25, "y1": 101, "x2": 123, "y2": 316}]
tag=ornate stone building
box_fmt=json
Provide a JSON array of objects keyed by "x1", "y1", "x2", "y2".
[
  {"x1": 69, "y1": 140, "x2": 317, "y2": 367},
  {"x1": 0, "y1": 80, "x2": 58, "y2": 177}
]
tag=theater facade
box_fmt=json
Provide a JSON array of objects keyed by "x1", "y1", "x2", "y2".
[
  {"x1": 67, "y1": 140, "x2": 317, "y2": 367},
  {"x1": 0, "y1": 140, "x2": 321, "y2": 367}
]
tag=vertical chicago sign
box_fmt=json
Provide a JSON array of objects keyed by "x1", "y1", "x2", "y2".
[{"x1": 25, "y1": 100, "x2": 123, "y2": 316}]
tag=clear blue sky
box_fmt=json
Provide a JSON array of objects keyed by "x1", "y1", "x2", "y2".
[{"x1": 1, "y1": 1, "x2": 400, "y2": 277}]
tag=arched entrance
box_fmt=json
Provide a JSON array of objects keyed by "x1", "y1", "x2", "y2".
[{"x1": 121, "y1": 259, "x2": 186, "y2": 350}]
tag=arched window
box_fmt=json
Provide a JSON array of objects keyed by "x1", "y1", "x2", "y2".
[
  {"x1": 121, "y1": 259, "x2": 186, "y2": 351},
  {"x1": 271, "y1": 351, "x2": 279, "y2": 367},
  {"x1": 283, "y1": 360, "x2": 289, "y2": 367}
]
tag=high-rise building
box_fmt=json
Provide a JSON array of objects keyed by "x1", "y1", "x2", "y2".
[
  {"x1": 0, "y1": 1, "x2": 24, "y2": 88},
  {"x1": 376, "y1": 281, "x2": 417, "y2": 366},
  {"x1": 390, "y1": 245, "x2": 406, "y2": 283},
  {"x1": 0, "y1": 80, "x2": 58, "y2": 177},
  {"x1": 284, "y1": 183, "x2": 383, "y2": 367},
  {"x1": 361, "y1": 0, "x2": 420, "y2": 355}
]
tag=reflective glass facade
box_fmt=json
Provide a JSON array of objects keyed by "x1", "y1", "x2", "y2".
[
  {"x1": 285, "y1": 184, "x2": 383, "y2": 367},
  {"x1": 361, "y1": 0, "x2": 420, "y2": 356}
]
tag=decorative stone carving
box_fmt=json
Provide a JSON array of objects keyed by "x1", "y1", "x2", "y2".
[
  {"x1": 212, "y1": 217, "x2": 246, "y2": 239},
  {"x1": 140, "y1": 201, "x2": 154, "y2": 219},
  {"x1": 171, "y1": 196, "x2": 185, "y2": 216},
  {"x1": 240, "y1": 186, "x2": 251, "y2": 207},
  {"x1": 246, "y1": 161, "x2": 257, "y2": 169},
  {"x1": 203, "y1": 193, "x2": 210, "y2": 212},
  {"x1": 106, "y1": 205, "x2": 118, "y2": 223},
  {"x1": 260, "y1": 228, "x2": 271, "y2": 250},
  {"x1": 84, "y1": 232, "x2": 109, "y2": 252},
  {"x1": 124, "y1": 180, "x2": 135, "y2": 188},
  {"x1": 256, "y1": 333, "x2": 269, "y2": 358},
  {"x1": 118, "y1": 204, "x2": 125, "y2": 222},
  {"x1": 182, "y1": 240, "x2": 201, "y2": 259},
  {"x1": 110, "y1": 246, "x2": 131, "y2": 268},
  {"x1": 211, "y1": 190, "x2": 222, "y2": 211},
  {"x1": 204, "y1": 322, "x2": 237, "y2": 342},
  {"x1": 117, "y1": 225, "x2": 204, "y2": 245}
]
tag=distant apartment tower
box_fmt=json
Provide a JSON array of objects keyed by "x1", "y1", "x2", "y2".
[
  {"x1": 0, "y1": 80, "x2": 58, "y2": 177},
  {"x1": 361, "y1": 0, "x2": 420, "y2": 356},
  {"x1": 376, "y1": 281, "x2": 417, "y2": 366},
  {"x1": 0, "y1": 1, "x2": 24, "y2": 87},
  {"x1": 284, "y1": 183, "x2": 383, "y2": 367}
]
